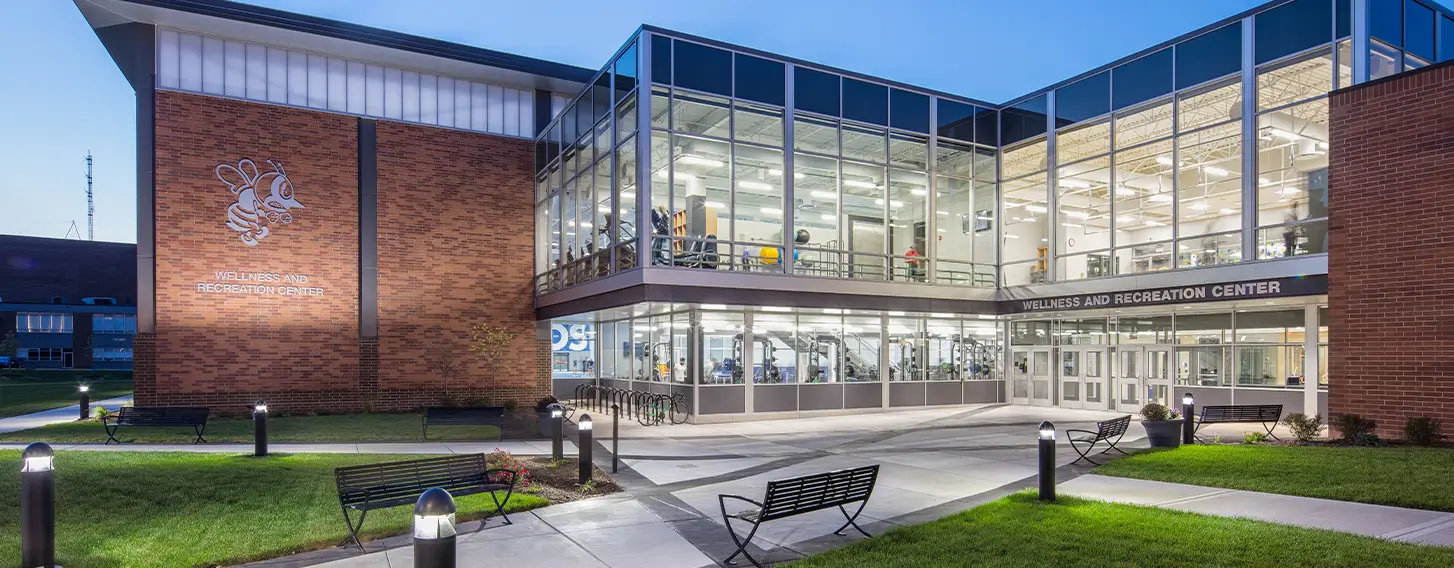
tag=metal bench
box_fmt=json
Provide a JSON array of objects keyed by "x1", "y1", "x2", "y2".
[
  {"x1": 1067, "y1": 414, "x2": 1132, "y2": 466},
  {"x1": 102, "y1": 406, "x2": 210, "y2": 444},
  {"x1": 1195, "y1": 404, "x2": 1283, "y2": 441},
  {"x1": 718, "y1": 465, "x2": 880, "y2": 567},
  {"x1": 421, "y1": 406, "x2": 505, "y2": 440},
  {"x1": 334, "y1": 454, "x2": 518, "y2": 551}
]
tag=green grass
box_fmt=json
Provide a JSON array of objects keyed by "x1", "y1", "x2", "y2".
[
  {"x1": 0, "y1": 372, "x2": 133, "y2": 418},
  {"x1": 1095, "y1": 444, "x2": 1454, "y2": 512},
  {"x1": 787, "y1": 492, "x2": 1454, "y2": 568},
  {"x1": 0, "y1": 451, "x2": 549, "y2": 568},
  {"x1": 0, "y1": 412, "x2": 501, "y2": 443}
]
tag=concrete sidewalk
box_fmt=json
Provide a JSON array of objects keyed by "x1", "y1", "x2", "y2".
[
  {"x1": 0, "y1": 439, "x2": 576, "y2": 456},
  {"x1": 0, "y1": 394, "x2": 133, "y2": 435},
  {"x1": 1060, "y1": 474, "x2": 1454, "y2": 548}
]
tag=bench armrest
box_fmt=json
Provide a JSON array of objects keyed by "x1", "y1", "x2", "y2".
[
  {"x1": 101, "y1": 414, "x2": 118, "y2": 424},
  {"x1": 718, "y1": 494, "x2": 764, "y2": 510},
  {"x1": 483, "y1": 468, "x2": 519, "y2": 486},
  {"x1": 1064, "y1": 429, "x2": 1097, "y2": 436}
]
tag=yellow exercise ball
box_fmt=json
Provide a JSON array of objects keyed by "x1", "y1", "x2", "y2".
[{"x1": 760, "y1": 246, "x2": 780, "y2": 264}]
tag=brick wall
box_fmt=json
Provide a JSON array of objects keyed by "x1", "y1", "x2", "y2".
[
  {"x1": 144, "y1": 91, "x2": 547, "y2": 413},
  {"x1": 375, "y1": 121, "x2": 549, "y2": 407},
  {"x1": 1328, "y1": 62, "x2": 1454, "y2": 439}
]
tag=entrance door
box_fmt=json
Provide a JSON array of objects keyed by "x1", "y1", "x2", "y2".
[
  {"x1": 1114, "y1": 347, "x2": 1144, "y2": 411},
  {"x1": 1029, "y1": 348, "x2": 1053, "y2": 406},
  {"x1": 1144, "y1": 346, "x2": 1173, "y2": 408},
  {"x1": 1060, "y1": 348, "x2": 1108, "y2": 410},
  {"x1": 1010, "y1": 348, "x2": 1032, "y2": 405}
]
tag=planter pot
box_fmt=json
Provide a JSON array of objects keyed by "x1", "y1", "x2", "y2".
[
  {"x1": 536, "y1": 411, "x2": 553, "y2": 437},
  {"x1": 1142, "y1": 419, "x2": 1183, "y2": 448}
]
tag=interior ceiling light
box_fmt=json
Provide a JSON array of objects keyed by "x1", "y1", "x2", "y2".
[
  {"x1": 910, "y1": 188, "x2": 928, "y2": 196},
  {"x1": 844, "y1": 179, "x2": 879, "y2": 189},
  {"x1": 1280, "y1": 187, "x2": 1301, "y2": 195},
  {"x1": 767, "y1": 168, "x2": 805, "y2": 179},
  {"x1": 760, "y1": 207, "x2": 783, "y2": 215},
  {"x1": 1220, "y1": 208, "x2": 1235, "y2": 215},
  {"x1": 705, "y1": 200, "x2": 726, "y2": 208},
  {"x1": 1144, "y1": 220, "x2": 1166, "y2": 227},
  {"x1": 1004, "y1": 234, "x2": 1020, "y2": 239},
  {"x1": 936, "y1": 210, "x2": 948, "y2": 215},
  {"x1": 1114, "y1": 186, "x2": 1138, "y2": 197},
  {"x1": 820, "y1": 213, "x2": 835, "y2": 220},
  {"x1": 810, "y1": 190, "x2": 837, "y2": 200},
  {"x1": 738, "y1": 180, "x2": 773, "y2": 190},
  {"x1": 1059, "y1": 179, "x2": 1091, "y2": 189},
  {"x1": 679, "y1": 155, "x2": 724, "y2": 167},
  {"x1": 1116, "y1": 215, "x2": 1135, "y2": 223},
  {"x1": 1062, "y1": 222, "x2": 1084, "y2": 229},
  {"x1": 1202, "y1": 166, "x2": 1229, "y2": 177},
  {"x1": 1025, "y1": 205, "x2": 1049, "y2": 213},
  {"x1": 1188, "y1": 201, "x2": 1210, "y2": 211}
]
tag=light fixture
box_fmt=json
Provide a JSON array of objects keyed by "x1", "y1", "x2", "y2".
[
  {"x1": 1114, "y1": 186, "x2": 1138, "y2": 197},
  {"x1": 579, "y1": 415, "x2": 594, "y2": 431},
  {"x1": 78, "y1": 385, "x2": 90, "y2": 393},
  {"x1": 820, "y1": 213, "x2": 835, "y2": 220},
  {"x1": 738, "y1": 180, "x2": 773, "y2": 191},
  {"x1": 760, "y1": 207, "x2": 783, "y2": 215},
  {"x1": 843, "y1": 179, "x2": 879, "y2": 189},
  {"x1": 810, "y1": 190, "x2": 837, "y2": 200},
  {"x1": 21, "y1": 443, "x2": 55, "y2": 473},
  {"x1": 767, "y1": 168, "x2": 805, "y2": 179},
  {"x1": 578, "y1": 222, "x2": 592, "y2": 228},
  {"x1": 761, "y1": 306, "x2": 793, "y2": 312},
  {"x1": 1004, "y1": 234, "x2": 1020, "y2": 239},
  {"x1": 1280, "y1": 187, "x2": 1300, "y2": 195},
  {"x1": 1259, "y1": 177, "x2": 1276, "y2": 186},
  {"x1": 910, "y1": 188, "x2": 928, "y2": 196},
  {"x1": 701, "y1": 304, "x2": 728, "y2": 310},
  {"x1": 1182, "y1": 393, "x2": 1194, "y2": 406},
  {"x1": 1155, "y1": 156, "x2": 1175, "y2": 166},
  {"x1": 679, "y1": 155, "x2": 724, "y2": 167},
  {"x1": 620, "y1": 191, "x2": 636, "y2": 199},
  {"x1": 1116, "y1": 215, "x2": 1135, "y2": 223},
  {"x1": 1316, "y1": 141, "x2": 1329, "y2": 150},
  {"x1": 705, "y1": 200, "x2": 726, "y2": 208},
  {"x1": 1062, "y1": 223, "x2": 1084, "y2": 229},
  {"x1": 936, "y1": 210, "x2": 949, "y2": 215},
  {"x1": 1059, "y1": 179, "x2": 1091, "y2": 189},
  {"x1": 1025, "y1": 205, "x2": 1048, "y2": 213},
  {"x1": 1202, "y1": 166, "x2": 1229, "y2": 177},
  {"x1": 977, "y1": 215, "x2": 993, "y2": 221},
  {"x1": 1038, "y1": 421, "x2": 1056, "y2": 441},
  {"x1": 1144, "y1": 220, "x2": 1166, "y2": 227}
]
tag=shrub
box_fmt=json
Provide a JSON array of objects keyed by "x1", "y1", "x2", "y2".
[
  {"x1": 503, "y1": 399, "x2": 519, "y2": 413},
  {"x1": 1139, "y1": 403, "x2": 1180, "y2": 421},
  {"x1": 1281, "y1": 413, "x2": 1324, "y2": 442},
  {"x1": 1404, "y1": 416, "x2": 1447, "y2": 446},
  {"x1": 486, "y1": 449, "x2": 531, "y2": 487},
  {"x1": 1332, "y1": 413, "x2": 1377, "y2": 443},
  {"x1": 1242, "y1": 431, "x2": 1269, "y2": 444},
  {"x1": 93, "y1": 407, "x2": 112, "y2": 420},
  {"x1": 534, "y1": 395, "x2": 559, "y2": 413}
]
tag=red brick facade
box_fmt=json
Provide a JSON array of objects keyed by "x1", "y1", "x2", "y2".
[
  {"x1": 1328, "y1": 62, "x2": 1454, "y2": 439},
  {"x1": 143, "y1": 91, "x2": 547, "y2": 413}
]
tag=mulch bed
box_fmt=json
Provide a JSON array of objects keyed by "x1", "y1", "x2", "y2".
[{"x1": 511, "y1": 456, "x2": 623, "y2": 503}]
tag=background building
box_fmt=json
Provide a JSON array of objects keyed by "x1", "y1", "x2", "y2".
[{"x1": 0, "y1": 235, "x2": 137, "y2": 370}]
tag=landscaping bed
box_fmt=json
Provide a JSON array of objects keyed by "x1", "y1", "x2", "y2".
[
  {"x1": 786, "y1": 492, "x2": 1454, "y2": 568},
  {"x1": 0, "y1": 449, "x2": 618, "y2": 568},
  {"x1": 1095, "y1": 444, "x2": 1454, "y2": 512},
  {"x1": 0, "y1": 412, "x2": 504, "y2": 443},
  {"x1": 0, "y1": 371, "x2": 133, "y2": 419}
]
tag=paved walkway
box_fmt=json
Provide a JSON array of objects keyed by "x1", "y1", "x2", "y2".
[
  {"x1": 0, "y1": 439, "x2": 577, "y2": 455},
  {"x1": 1060, "y1": 474, "x2": 1454, "y2": 548},
  {"x1": 0, "y1": 394, "x2": 133, "y2": 435}
]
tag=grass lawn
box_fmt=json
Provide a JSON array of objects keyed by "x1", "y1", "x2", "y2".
[
  {"x1": 0, "y1": 451, "x2": 550, "y2": 568},
  {"x1": 787, "y1": 492, "x2": 1454, "y2": 568},
  {"x1": 0, "y1": 412, "x2": 501, "y2": 443},
  {"x1": 0, "y1": 371, "x2": 133, "y2": 418},
  {"x1": 1095, "y1": 444, "x2": 1454, "y2": 512}
]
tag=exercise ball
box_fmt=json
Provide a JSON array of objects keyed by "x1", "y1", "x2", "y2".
[
  {"x1": 794, "y1": 229, "x2": 810, "y2": 244},
  {"x1": 760, "y1": 246, "x2": 780, "y2": 264}
]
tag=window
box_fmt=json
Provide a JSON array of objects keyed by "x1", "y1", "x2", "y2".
[
  {"x1": 889, "y1": 89, "x2": 929, "y2": 134},
  {"x1": 1000, "y1": 95, "x2": 1047, "y2": 146},
  {"x1": 1176, "y1": 23, "x2": 1242, "y2": 90},
  {"x1": 937, "y1": 99, "x2": 976, "y2": 142},
  {"x1": 1175, "y1": 313, "x2": 1231, "y2": 387},
  {"x1": 615, "y1": 41, "x2": 637, "y2": 102},
  {"x1": 1256, "y1": 98, "x2": 1329, "y2": 259},
  {"x1": 651, "y1": 34, "x2": 672, "y2": 85},
  {"x1": 1257, "y1": 47, "x2": 1334, "y2": 112},
  {"x1": 92, "y1": 314, "x2": 137, "y2": 334},
  {"x1": 1255, "y1": 0, "x2": 1334, "y2": 64},
  {"x1": 1404, "y1": 1, "x2": 1436, "y2": 62},
  {"x1": 974, "y1": 107, "x2": 998, "y2": 146},
  {"x1": 842, "y1": 78, "x2": 888, "y2": 126},
  {"x1": 795, "y1": 67, "x2": 840, "y2": 116},
  {"x1": 1112, "y1": 48, "x2": 1172, "y2": 110},
  {"x1": 1442, "y1": 16, "x2": 1454, "y2": 62},
  {"x1": 1370, "y1": 39, "x2": 1403, "y2": 79},
  {"x1": 1234, "y1": 310, "x2": 1307, "y2": 388},
  {"x1": 1371, "y1": 0, "x2": 1403, "y2": 47},
  {"x1": 1055, "y1": 71, "x2": 1110, "y2": 125},
  {"x1": 17, "y1": 313, "x2": 72, "y2": 333},
  {"x1": 734, "y1": 53, "x2": 784, "y2": 106},
  {"x1": 93, "y1": 348, "x2": 134, "y2": 362},
  {"x1": 22, "y1": 348, "x2": 71, "y2": 362}
]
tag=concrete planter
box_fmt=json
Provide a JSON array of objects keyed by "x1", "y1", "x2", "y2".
[{"x1": 1142, "y1": 419, "x2": 1183, "y2": 448}]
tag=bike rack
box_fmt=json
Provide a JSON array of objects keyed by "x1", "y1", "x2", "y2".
[{"x1": 569, "y1": 383, "x2": 688, "y2": 426}]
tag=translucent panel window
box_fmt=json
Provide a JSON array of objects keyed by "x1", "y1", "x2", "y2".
[
  {"x1": 1256, "y1": 99, "x2": 1329, "y2": 259},
  {"x1": 842, "y1": 123, "x2": 888, "y2": 164},
  {"x1": 1057, "y1": 155, "x2": 1111, "y2": 281},
  {"x1": 649, "y1": 131, "x2": 672, "y2": 257},
  {"x1": 668, "y1": 134, "x2": 730, "y2": 263},
  {"x1": 935, "y1": 141, "x2": 977, "y2": 272},
  {"x1": 1116, "y1": 316, "x2": 1173, "y2": 344},
  {"x1": 887, "y1": 133, "x2": 928, "y2": 171},
  {"x1": 1000, "y1": 95, "x2": 1048, "y2": 146},
  {"x1": 1257, "y1": 47, "x2": 1334, "y2": 112},
  {"x1": 734, "y1": 102, "x2": 784, "y2": 147},
  {"x1": 1112, "y1": 48, "x2": 1172, "y2": 111},
  {"x1": 1012, "y1": 321, "x2": 1051, "y2": 346},
  {"x1": 795, "y1": 67, "x2": 841, "y2": 117},
  {"x1": 1176, "y1": 23, "x2": 1242, "y2": 91},
  {"x1": 1235, "y1": 345, "x2": 1302, "y2": 387},
  {"x1": 1113, "y1": 98, "x2": 1173, "y2": 150},
  {"x1": 1058, "y1": 318, "x2": 1106, "y2": 346},
  {"x1": 925, "y1": 318, "x2": 959, "y2": 381},
  {"x1": 673, "y1": 90, "x2": 730, "y2": 138},
  {"x1": 1177, "y1": 79, "x2": 1241, "y2": 133},
  {"x1": 1175, "y1": 313, "x2": 1232, "y2": 387},
  {"x1": 561, "y1": 178, "x2": 580, "y2": 264},
  {"x1": 888, "y1": 169, "x2": 929, "y2": 282},
  {"x1": 1002, "y1": 172, "x2": 1049, "y2": 266},
  {"x1": 593, "y1": 162, "x2": 612, "y2": 258},
  {"x1": 753, "y1": 313, "x2": 795, "y2": 383},
  {"x1": 1056, "y1": 120, "x2": 1110, "y2": 165},
  {"x1": 700, "y1": 311, "x2": 745, "y2": 384},
  {"x1": 937, "y1": 99, "x2": 977, "y2": 142},
  {"x1": 615, "y1": 136, "x2": 638, "y2": 266},
  {"x1": 1175, "y1": 122, "x2": 1242, "y2": 267},
  {"x1": 843, "y1": 316, "x2": 882, "y2": 382},
  {"x1": 673, "y1": 40, "x2": 731, "y2": 96},
  {"x1": 794, "y1": 115, "x2": 840, "y2": 156},
  {"x1": 651, "y1": 86, "x2": 670, "y2": 130},
  {"x1": 734, "y1": 53, "x2": 785, "y2": 106},
  {"x1": 888, "y1": 318, "x2": 924, "y2": 381},
  {"x1": 733, "y1": 144, "x2": 785, "y2": 266},
  {"x1": 842, "y1": 160, "x2": 888, "y2": 280},
  {"x1": 1056, "y1": 72, "x2": 1110, "y2": 125},
  {"x1": 1113, "y1": 139, "x2": 1174, "y2": 275},
  {"x1": 1369, "y1": 40, "x2": 1403, "y2": 80},
  {"x1": 799, "y1": 314, "x2": 843, "y2": 383},
  {"x1": 1405, "y1": 1, "x2": 1436, "y2": 62},
  {"x1": 794, "y1": 153, "x2": 840, "y2": 265}
]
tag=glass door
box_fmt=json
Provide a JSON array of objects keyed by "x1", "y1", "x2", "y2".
[
  {"x1": 1030, "y1": 347, "x2": 1053, "y2": 406},
  {"x1": 1011, "y1": 348, "x2": 1032, "y2": 405},
  {"x1": 1059, "y1": 349, "x2": 1082, "y2": 409},
  {"x1": 1081, "y1": 348, "x2": 1108, "y2": 410},
  {"x1": 1145, "y1": 346, "x2": 1173, "y2": 407},
  {"x1": 1114, "y1": 347, "x2": 1143, "y2": 411}
]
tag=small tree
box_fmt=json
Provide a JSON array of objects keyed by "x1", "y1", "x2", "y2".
[
  {"x1": 0, "y1": 330, "x2": 17, "y2": 358},
  {"x1": 421, "y1": 328, "x2": 467, "y2": 405},
  {"x1": 469, "y1": 324, "x2": 517, "y2": 380}
]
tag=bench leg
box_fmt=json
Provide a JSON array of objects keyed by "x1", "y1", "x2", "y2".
[
  {"x1": 833, "y1": 501, "x2": 871, "y2": 538},
  {"x1": 104, "y1": 423, "x2": 121, "y2": 444},
  {"x1": 1101, "y1": 431, "x2": 1130, "y2": 456},
  {"x1": 722, "y1": 517, "x2": 764, "y2": 568},
  {"x1": 194, "y1": 423, "x2": 208, "y2": 444},
  {"x1": 422, "y1": 416, "x2": 429, "y2": 441},
  {"x1": 1069, "y1": 437, "x2": 1101, "y2": 466},
  {"x1": 1263, "y1": 420, "x2": 1281, "y2": 441},
  {"x1": 487, "y1": 486, "x2": 515, "y2": 526},
  {"x1": 339, "y1": 505, "x2": 368, "y2": 553}
]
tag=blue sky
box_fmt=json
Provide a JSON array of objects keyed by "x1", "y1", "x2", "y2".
[{"x1": 0, "y1": 0, "x2": 1371, "y2": 243}]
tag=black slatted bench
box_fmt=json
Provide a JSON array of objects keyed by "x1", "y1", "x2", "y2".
[
  {"x1": 102, "y1": 406, "x2": 210, "y2": 444},
  {"x1": 334, "y1": 454, "x2": 518, "y2": 551},
  {"x1": 422, "y1": 406, "x2": 505, "y2": 440},
  {"x1": 1067, "y1": 414, "x2": 1131, "y2": 466},
  {"x1": 718, "y1": 465, "x2": 880, "y2": 567},
  {"x1": 1195, "y1": 404, "x2": 1283, "y2": 441}
]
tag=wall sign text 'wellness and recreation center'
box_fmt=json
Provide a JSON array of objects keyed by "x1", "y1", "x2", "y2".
[{"x1": 1015, "y1": 276, "x2": 1325, "y2": 313}]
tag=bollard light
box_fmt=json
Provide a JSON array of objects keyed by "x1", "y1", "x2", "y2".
[
  {"x1": 1037, "y1": 421, "x2": 1056, "y2": 502},
  {"x1": 578, "y1": 414, "x2": 594, "y2": 485},
  {"x1": 253, "y1": 399, "x2": 269, "y2": 457},
  {"x1": 413, "y1": 488, "x2": 457, "y2": 568},
  {"x1": 547, "y1": 403, "x2": 564, "y2": 461},
  {"x1": 78, "y1": 384, "x2": 91, "y2": 421},
  {"x1": 611, "y1": 403, "x2": 620, "y2": 474},
  {"x1": 1182, "y1": 392, "x2": 1196, "y2": 445},
  {"x1": 21, "y1": 442, "x2": 57, "y2": 568}
]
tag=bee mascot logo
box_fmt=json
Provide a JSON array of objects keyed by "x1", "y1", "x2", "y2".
[{"x1": 216, "y1": 158, "x2": 305, "y2": 246}]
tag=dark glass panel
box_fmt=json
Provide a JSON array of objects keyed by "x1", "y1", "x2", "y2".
[
  {"x1": 1371, "y1": 0, "x2": 1402, "y2": 47},
  {"x1": 890, "y1": 89, "x2": 929, "y2": 133},
  {"x1": 937, "y1": 99, "x2": 976, "y2": 142},
  {"x1": 651, "y1": 34, "x2": 671, "y2": 84},
  {"x1": 1337, "y1": 0, "x2": 1351, "y2": 38},
  {"x1": 548, "y1": 122, "x2": 561, "y2": 162},
  {"x1": 974, "y1": 107, "x2": 998, "y2": 146},
  {"x1": 1442, "y1": 16, "x2": 1454, "y2": 62},
  {"x1": 1000, "y1": 94, "x2": 1047, "y2": 146},
  {"x1": 614, "y1": 41, "x2": 637, "y2": 102},
  {"x1": 1111, "y1": 48, "x2": 1171, "y2": 110},
  {"x1": 562, "y1": 104, "x2": 578, "y2": 146},
  {"x1": 1255, "y1": 0, "x2": 1334, "y2": 64},
  {"x1": 576, "y1": 93, "x2": 593, "y2": 137},
  {"x1": 1405, "y1": 1, "x2": 1436, "y2": 61},
  {"x1": 592, "y1": 72, "x2": 611, "y2": 123},
  {"x1": 842, "y1": 77, "x2": 888, "y2": 125},
  {"x1": 1055, "y1": 71, "x2": 1109, "y2": 126},
  {"x1": 794, "y1": 67, "x2": 840, "y2": 116},
  {"x1": 1176, "y1": 23, "x2": 1241, "y2": 90},
  {"x1": 673, "y1": 41, "x2": 731, "y2": 95},
  {"x1": 734, "y1": 53, "x2": 785, "y2": 106}
]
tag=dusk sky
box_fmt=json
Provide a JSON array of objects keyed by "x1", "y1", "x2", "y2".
[{"x1": 3, "y1": 0, "x2": 1418, "y2": 243}]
